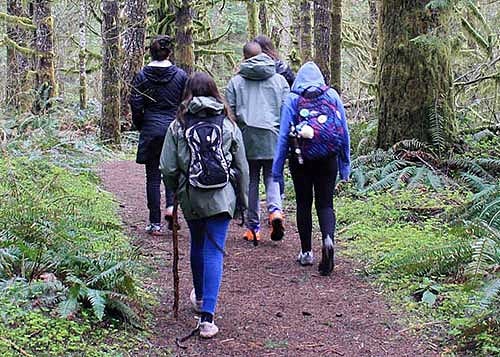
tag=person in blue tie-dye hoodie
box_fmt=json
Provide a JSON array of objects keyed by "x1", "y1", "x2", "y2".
[{"x1": 272, "y1": 61, "x2": 350, "y2": 276}]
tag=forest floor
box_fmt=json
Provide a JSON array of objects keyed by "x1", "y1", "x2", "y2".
[{"x1": 100, "y1": 160, "x2": 440, "y2": 356}]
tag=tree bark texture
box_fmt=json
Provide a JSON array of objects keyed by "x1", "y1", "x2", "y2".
[
  {"x1": 299, "y1": 0, "x2": 312, "y2": 62},
  {"x1": 175, "y1": 0, "x2": 194, "y2": 75},
  {"x1": 288, "y1": 0, "x2": 302, "y2": 71},
  {"x1": 313, "y1": 0, "x2": 331, "y2": 84},
  {"x1": 377, "y1": 0, "x2": 457, "y2": 149},
  {"x1": 121, "y1": 0, "x2": 147, "y2": 129},
  {"x1": 79, "y1": 0, "x2": 87, "y2": 110},
  {"x1": 330, "y1": 0, "x2": 341, "y2": 92},
  {"x1": 368, "y1": 0, "x2": 378, "y2": 53},
  {"x1": 33, "y1": 0, "x2": 56, "y2": 113},
  {"x1": 246, "y1": 0, "x2": 259, "y2": 40},
  {"x1": 259, "y1": 1, "x2": 268, "y2": 37},
  {"x1": 101, "y1": 0, "x2": 121, "y2": 145},
  {"x1": 6, "y1": 0, "x2": 31, "y2": 111}
]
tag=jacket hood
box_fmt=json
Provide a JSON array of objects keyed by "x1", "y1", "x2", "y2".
[
  {"x1": 143, "y1": 65, "x2": 178, "y2": 83},
  {"x1": 188, "y1": 96, "x2": 224, "y2": 116},
  {"x1": 239, "y1": 54, "x2": 276, "y2": 80},
  {"x1": 291, "y1": 61, "x2": 325, "y2": 93}
]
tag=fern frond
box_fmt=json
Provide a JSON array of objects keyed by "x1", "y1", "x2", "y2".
[
  {"x1": 364, "y1": 170, "x2": 400, "y2": 192},
  {"x1": 58, "y1": 296, "x2": 79, "y2": 318},
  {"x1": 86, "y1": 288, "x2": 107, "y2": 320},
  {"x1": 351, "y1": 167, "x2": 367, "y2": 190},
  {"x1": 467, "y1": 221, "x2": 500, "y2": 277},
  {"x1": 408, "y1": 167, "x2": 427, "y2": 189},
  {"x1": 88, "y1": 261, "x2": 126, "y2": 286},
  {"x1": 480, "y1": 278, "x2": 500, "y2": 310},
  {"x1": 385, "y1": 240, "x2": 472, "y2": 276},
  {"x1": 428, "y1": 102, "x2": 446, "y2": 151},
  {"x1": 381, "y1": 160, "x2": 410, "y2": 177},
  {"x1": 426, "y1": 169, "x2": 445, "y2": 190},
  {"x1": 393, "y1": 139, "x2": 429, "y2": 153},
  {"x1": 448, "y1": 158, "x2": 494, "y2": 180}
]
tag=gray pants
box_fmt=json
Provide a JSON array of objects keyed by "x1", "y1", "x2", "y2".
[{"x1": 247, "y1": 160, "x2": 282, "y2": 231}]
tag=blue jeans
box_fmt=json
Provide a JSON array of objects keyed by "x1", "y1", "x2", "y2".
[
  {"x1": 188, "y1": 214, "x2": 230, "y2": 315},
  {"x1": 247, "y1": 160, "x2": 282, "y2": 231},
  {"x1": 145, "y1": 159, "x2": 174, "y2": 224}
]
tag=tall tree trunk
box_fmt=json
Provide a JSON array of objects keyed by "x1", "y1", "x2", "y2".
[
  {"x1": 33, "y1": 0, "x2": 56, "y2": 113},
  {"x1": 258, "y1": 1, "x2": 268, "y2": 37},
  {"x1": 368, "y1": 0, "x2": 378, "y2": 65},
  {"x1": 79, "y1": 0, "x2": 87, "y2": 110},
  {"x1": 330, "y1": 0, "x2": 341, "y2": 92},
  {"x1": 175, "y1": 0, "x2": 194, "y2": 75},
  {"x1": 288, "y1": 0, "x2": 302, "y2": 71},
  {"x1": 121, "y1": 0, "x2": 147, "y2": 130},
  {"x1": 313, "y1": 0, "x2": 331, "y2": 84},
  {"x1": 246, "y1": 0, "x2": 259, "y2": 40},
  {"x1": 6, "y1": 0, "x2": 31, "y2": 112},
  {"x1": 299, "y1": 0, "x2": 312, "y2": 62},
  {"x1": 377, "y1": 0, "x2": 457, "y2": 149},
  {"x1": 101, "y1": 0, "x2": 121, "y2": 145}
]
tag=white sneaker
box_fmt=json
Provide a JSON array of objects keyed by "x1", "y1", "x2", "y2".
[
  {"x1": 145, "y1": 223, "x2": 162, "y2": 235},
  {"x1": 190, "y1": 288, "x2": 202, "y2": 313},
  {"x1": 297, "y1": 251, "x2": 314, "y2": 266},
  {"x1": 199, "y1": 321, "x2": 219, "y2": 338}
]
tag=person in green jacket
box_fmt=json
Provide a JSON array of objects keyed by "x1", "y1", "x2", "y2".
[
  {"x1": 226, "y1": 41, "x2": 290, "y2": 242},
  {"x1": 160, "y1": 72, "x2": 249, "y2": 338}
]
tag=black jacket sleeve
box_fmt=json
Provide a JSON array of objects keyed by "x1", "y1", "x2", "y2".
[{"x1": 129, "y1": 71, "x2": 146, "y2": 130}]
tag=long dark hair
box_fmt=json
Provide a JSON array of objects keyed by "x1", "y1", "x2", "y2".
[
  {"x1": 149, "y1": 35, "x2": 173, "y2": 61},
  {"x1": 253, "y1": 35, "x2": 279, "y2": 60},
  {"x1": 177, "y1": 72, "x2": 235, "y2": 124}
]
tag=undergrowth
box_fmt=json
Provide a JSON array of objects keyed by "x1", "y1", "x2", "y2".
[
  {"x1": 338, "y1": 131, "x2": 499, "y2": 356},
  {"x1": 0, "y1": 106, "x2": 144, "y2": 355}
]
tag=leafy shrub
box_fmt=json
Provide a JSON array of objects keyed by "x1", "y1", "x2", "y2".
[{"x1": 0, "y1": 156, "x2": 139, "y2": 322}]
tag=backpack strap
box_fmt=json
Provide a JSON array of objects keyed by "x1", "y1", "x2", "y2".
[{"x1": 293, "y1": 85, "x2": 330, "y2": 99}]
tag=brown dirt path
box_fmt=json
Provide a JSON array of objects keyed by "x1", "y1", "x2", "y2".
[{"x1": 100, "y1": 160, "x2": 438, "y2": 356}]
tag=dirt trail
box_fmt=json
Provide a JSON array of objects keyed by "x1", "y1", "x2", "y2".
[{"x1": 100, "y1": 161, "x2": 438, "y2": 356}]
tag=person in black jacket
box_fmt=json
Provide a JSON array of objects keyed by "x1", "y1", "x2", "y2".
[
  {"x1": 130, "y1": 35, "x2": 188, "y2": 235},
  {"x1": 254, "y1": 35, "x2": 295, "y2": 88}
]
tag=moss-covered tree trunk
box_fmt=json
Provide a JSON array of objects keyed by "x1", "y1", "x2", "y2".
[
  {"x1": 101, "y1": 0, "x2": 121, "y2": 146},
  {"x1": 121, "y1": 0, "x2": 147, "y2": 130},
  {"x1": 258, "y1": 1, "x2": 268, "y2": 37},
  {"x1": 368, "y1": 0, "x2": 378, "y2": 65},
  {"x1": 330, "y1": 0, "x2": 341, "y2": 92},
  {"x1": 300, "y1": 0, "x2": 312, "y2": 62},
  {"x1": 6, "y1": 0, "x2": 31, "y2": 112},
  {"x1": 313, "y1": 0, "x2": 331, "y2": 84},
  {"x1": 33, "y1": 0, "x2": 56, "y2": 113},
  {"x1": 288, "y1": 0, "x2": 302, "y2": 71},
  {"x1": 78, "y1": 0, "x2": 87, "y2": 110},
  {"x1": 377, "y1": 0, "x2": 457, "y2": 149},
  {"x1": 246, "y1": 0, "x2": 259, "y2": 40},
  {"x1": 175, "y1": 0, "x2": 194, "y2": 75}
]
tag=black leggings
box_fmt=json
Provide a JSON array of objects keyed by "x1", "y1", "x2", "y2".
[
  {"x1": 290, "y1": 156, "x2": 338, "y2": 253},
  {"x1": 145, "y1": 158, "x2": 174, "y2": 224}
]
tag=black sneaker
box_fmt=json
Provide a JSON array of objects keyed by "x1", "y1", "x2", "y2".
[{"x1": 318, "y1": 235, "x2": 334, "y2": 276}]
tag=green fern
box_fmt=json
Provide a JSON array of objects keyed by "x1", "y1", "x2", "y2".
[
  {"x1": 386, "y1": 240, "x2": 472, "y2": 276},
  {"x1": 479, "y1": 278, "x2": 500, "y2": 310},
  {"x1": 467, "y1": 221, "x2": 500, "y2": 278}
]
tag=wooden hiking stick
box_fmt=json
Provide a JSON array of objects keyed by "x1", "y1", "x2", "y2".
[{"x1": 172, "y1": 195, "x2": 180, "y2": 319}]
